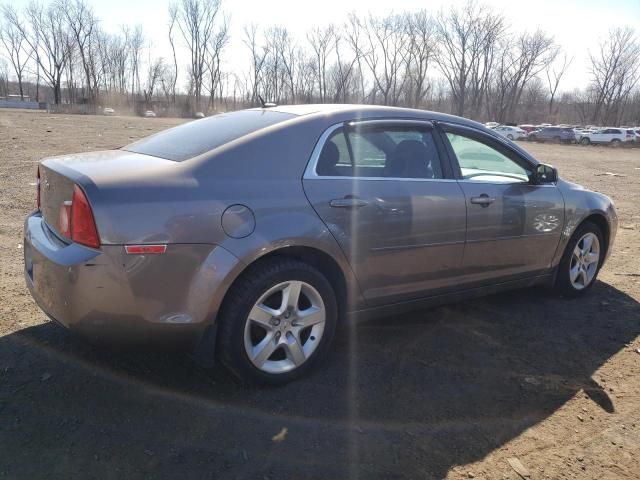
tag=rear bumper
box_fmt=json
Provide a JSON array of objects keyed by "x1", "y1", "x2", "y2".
[{"x1": 24, "y1": 211, "x2": 242, "y2": 347}]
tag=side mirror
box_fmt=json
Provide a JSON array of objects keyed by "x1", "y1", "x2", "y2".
[{"x1": 534, "y1": 163, "x2": 558, "y2": 184}]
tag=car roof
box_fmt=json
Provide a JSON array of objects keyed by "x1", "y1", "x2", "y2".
[
  {"x1": 248, "y1": 103, "x2": 485, "y2": 129},
  {"x1": 239, "y1": 104, "x2": 539, "y2": 167}
]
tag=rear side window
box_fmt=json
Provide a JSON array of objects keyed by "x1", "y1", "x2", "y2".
[
  {"x1": 315, "y1": 125, "x2": 444, "y2": 179},
  {"x1": 124, "y1": 110, "x2": 295, "y2": 161}
]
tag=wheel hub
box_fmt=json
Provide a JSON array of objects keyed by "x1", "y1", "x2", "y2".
[
  {"x1": 244, "y1": 280, "x2": 327, "y2": 374},
  {"x1": 569, "y1": 232, "x2": 600, "y2": 290}
]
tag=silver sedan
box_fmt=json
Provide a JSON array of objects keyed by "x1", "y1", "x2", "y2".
[{"x1": 24, "y1": 105, "x2": 617, "y2": 384}]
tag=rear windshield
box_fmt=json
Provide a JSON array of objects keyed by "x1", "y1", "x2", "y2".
[{"x1": 123, "y1": 110, "x2": 296, "y2": 161}]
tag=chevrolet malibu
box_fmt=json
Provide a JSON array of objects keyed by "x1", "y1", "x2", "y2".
[{"x1": 24, "y1": 105, "x2": 618, "y2": 384}]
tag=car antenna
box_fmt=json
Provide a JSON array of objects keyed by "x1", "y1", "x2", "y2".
[{"x1": 257, "y1": 94, "x2": 277, "y2": 108}]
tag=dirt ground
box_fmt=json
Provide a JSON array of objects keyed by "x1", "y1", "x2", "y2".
[{"x1": 0, "y1": 109, "x2": 638, "y2": 480}]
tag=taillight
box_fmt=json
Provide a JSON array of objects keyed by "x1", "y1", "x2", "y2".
[
  {"x1": 36, "y1": 166, "x2": 41, "y2": 209},
  {"x1": 57, "y1": 185, "x2": 100, "y2": 248},
  {"x1": 71, "y1": 185, "x2": 100, "y2": 248}
]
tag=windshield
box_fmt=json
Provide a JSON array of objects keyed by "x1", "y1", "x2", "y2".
[{"x1": 123, "y1": 110, "x2": 295, "y2": 161}]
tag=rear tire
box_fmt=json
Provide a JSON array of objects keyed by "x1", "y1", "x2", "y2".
[
  {"x1": 611, "y1": 139, "x2": 621, "y2": 148},
  {"x1": 580, "y1": 137, "x2": 590, "y2": 145},
  {"x1": 507, "y1": 134, "x2": 514, "y2": 140},
  {"x1": 529, "y1": 134, "x2": 537, "y2": 142},
  {"x1": 217, "y1": 258, "x2": 337, "y2": 385},
  {"x1": 554, "y1": 222, "x2": 604, "y2": 297}
]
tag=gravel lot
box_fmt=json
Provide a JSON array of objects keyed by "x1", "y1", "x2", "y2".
[{"x1": 0, "y1": 109, "x2": 639, "y2": 479}]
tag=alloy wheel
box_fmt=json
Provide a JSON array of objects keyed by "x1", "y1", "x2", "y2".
[
  {"x1": 243, "y1": 281, "x2": 326, "y2": 374},
  {"x1": 569, "y1": 233, "x2": 600, "y2": 290}
]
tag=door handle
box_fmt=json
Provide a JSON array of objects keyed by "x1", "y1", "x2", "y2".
[
  {"x1": 330, "y1": 197, "x2": 369, "y2": 209},
  {"x1": 470, "y1": 194, "x2": 495, "y2": 207}
]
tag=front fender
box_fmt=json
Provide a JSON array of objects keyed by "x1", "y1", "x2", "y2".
[{"x1": 552, "y1": 180, "x2": 618, "y2": 268}]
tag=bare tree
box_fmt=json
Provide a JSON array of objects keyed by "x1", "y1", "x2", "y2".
[
  {"x1": 278, "y1": 27, "x2": 298, "y2": 103},
  {"x1": 0, "y1": 5, "x2": 33, "y2": 100},
  {"x1": 404, "y1": 10, "x2": 436, "y2": 108},
  {"x1": 128, "y1": 25, "x2": 144, "y2": 101},
  {"x1": 487, "y1": 30, "x2": 557, "y2": 122},
  {"x1": 331, "y1": 32, "x2": 360, "y2": 103},
  {"x1": 167, "y1": 3, "x2": 178, "y2": 104},
  {"x1": 113, "y1": 28, "x2": 130, "y2": 95},
  {"x1": 204, "y1": 15, "x2": 229, "y2": 110},
  {"x1": 307, "y1": 25, "x2": 336, "y2": 103},
  {"x1": 263, "y1": 26, "x2": 287, "y2": 102},
  {"x1": 344, "y1": 13, "x2": 369, "y2": 102},
  {"x1": 545, "y1": 52, "x2": 572, "y2": 115},
  {"x1": 243, "y1": 23, "x2": 268, "y2": 104},
  {"x1": 589, "y1": 27, "x2": 640, "y2": 125},
  {"x1": 176, "y1": 0, "x2": 223, "y2": 111},
  {"x1": 18, "y1": 1, "x2": 73, "y2": 104},
  {"x1": 434, "y1": 0, "x2": 505, "y2": 116},
  {"x1": 60, "y1": 0, "x2": 98, "y2": 102},
  {"x1": 359, "y1": 14, "x2": 409, "y2": 105},
  {"x1": 144, "y1": 56, "x2": 165, "y2": 103},
  {"x1": 0, "y1": 58, "x2": 8, "y2": 97}
]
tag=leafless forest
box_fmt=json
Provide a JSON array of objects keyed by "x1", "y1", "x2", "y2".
[{"x1": 1, "y1": 0, "x2": 639, "y2": 125}]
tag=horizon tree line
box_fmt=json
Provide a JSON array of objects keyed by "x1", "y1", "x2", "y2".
[{"x1": 1, "y1": 0, "x2": 639, "y2": 126}]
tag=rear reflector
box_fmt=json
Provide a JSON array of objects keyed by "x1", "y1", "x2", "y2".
[{"x1": 124, "y1": 245, "x2": 167, "y2": 255}]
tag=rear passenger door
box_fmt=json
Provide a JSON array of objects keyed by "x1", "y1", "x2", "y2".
[{"x1": 303, "y1": 120, "x2": 467, "y2": 307}]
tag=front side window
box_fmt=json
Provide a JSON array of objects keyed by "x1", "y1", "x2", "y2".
[
  {"x1": 315, "y1": 125, "x2": 444, "y2": 179},
  {"x1": 445, "y1": 132, "x2": 531, "y2": 183}
]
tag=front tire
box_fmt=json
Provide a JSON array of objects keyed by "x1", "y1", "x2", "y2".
[
  {"x1": 217, "y1": 258, "x2": 338, "y2": 385},
  {"x1": 554, "y1": 222, "x2": 604, "y2": 297},
  {"x1": 580, "y1": 137, "x2": 590, "y2": 145}
]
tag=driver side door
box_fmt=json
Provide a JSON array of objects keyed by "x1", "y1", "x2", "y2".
[{"x1": 441, "y1": 124, "x2": 565, "y2": 286}]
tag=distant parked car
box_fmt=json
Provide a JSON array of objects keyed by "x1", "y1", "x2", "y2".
[
  {"x1": 485, "y1": 121, "x2": 499, "y2": 128},
  {"x1": 573, "y1": 128, "x2": 593, "y2": 140},
  {"x1": 624, "y1": 129, "x2": 636, "y2": 143},
  {"x1": 493, "y1": 125, "x2": 526, "y2": 141},
  {"x1": 103, "y1": 107, "x2": 115, "y2": 116},
  {"x1": 518, "y1": 124, "x2": 538, "y2": 134},
  {"x1": 144, "y1": 110, "x2": 157, "y2": 118},
  {"x1": 634, "y1": 130, "x2": 640, "y2": 144},
  {"x1": 577, "y1": 128, "x2": 626, "y2": 146},
  {"x1": 194, "y1": 112, "x2": 205, "y2": 119},
  {"x1": 528, "y1": 127, "x2": 575, "y2": 143}
]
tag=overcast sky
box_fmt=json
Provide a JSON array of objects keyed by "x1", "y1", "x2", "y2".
[{"x1": 8, "y1": 0, "x2": 640, "y2": 91}]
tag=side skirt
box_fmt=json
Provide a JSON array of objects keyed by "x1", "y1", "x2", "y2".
[{"x1": 347, "y1": 273, "x2": 555, "y2": 322}]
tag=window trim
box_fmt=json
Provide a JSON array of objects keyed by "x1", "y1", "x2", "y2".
[
  {"x1": 437, "y1": 122, "x2": 544, "y2": 185},
  {"x1": 303, "y1": 119, "x2": 454, "y2": 181}
]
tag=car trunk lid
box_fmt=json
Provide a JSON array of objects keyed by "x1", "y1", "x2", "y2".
[{"x1": 39, "y1": 150, "x2": 179, "y2": 242}]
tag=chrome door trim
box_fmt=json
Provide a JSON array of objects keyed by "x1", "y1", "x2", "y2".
[
  {"x1": 303, "y1": 122, "x2": 343, "y2": 180},
  {"x1": 345, "y1": 119, "x2": 434, "y2": 128}
]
